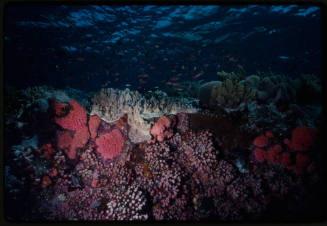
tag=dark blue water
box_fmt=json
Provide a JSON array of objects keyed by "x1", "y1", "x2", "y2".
[{"x1": 4, "y1": 5, "x2": 321, "y2": 92}]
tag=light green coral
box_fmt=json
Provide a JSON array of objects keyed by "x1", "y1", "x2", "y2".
[
  {"x1": 213, "y1": 77, "x2": 256, "y2": 109},
  {"x1": 198, "y1": 71, "x2": 255, "y2": 112}
]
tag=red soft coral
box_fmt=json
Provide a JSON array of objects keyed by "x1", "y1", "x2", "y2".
[
  {"x1": 54, "y1": 100, "x2": 87, "y2": 131},
  {"x1": 286, "y1": 126, "x2": 317, "y2": 151},
  {"x1": 253, "y1": 148, "x2": 265, "y2": 162},
  {"x1": 265, "y1": 144, "x2": 282, "y2": 163},
  {"x1": 295, "y1": 153, "x2": 311, "y2": 168},
  {"x1": 95, "y1": 129, "x2": 125, "y2": 159},
  {"x1": 253, "y1": 135, "x2": 268, "y2": 148},
  {"x1": 278, "y1": 152, "x2": 291, "y2": 167},
  {"x1": 265, "y1": 131, "x2": 274, "y2": 139}
]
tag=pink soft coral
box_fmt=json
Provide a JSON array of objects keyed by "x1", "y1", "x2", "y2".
[
  {"x1": 150, "y1": 115, "x2": 173, "y2": 142},
  {"x1": 95, "y1": 129, "x2": 125, "y2": 159},
  {"x1": 54, "y1": 100, "x2": 87, "y2": 131},
  {"x1": 55, "y1": 100, "x2": 90, "y2": 159}
]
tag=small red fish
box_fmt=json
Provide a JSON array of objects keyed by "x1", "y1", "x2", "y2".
[
  {"x1": 175, "y1": 87, "x2": 183, "y2": 91},
  {"x1": 137, "y1": 74, "x2": 149, "y2": 78},
  {"x1": 237, "y1": 64, "x2": 244, "y2": 70},
  {"x1": 203, "y1": 63, "x2": 209, "y2": 67},
  {"x1": 229, "y1": 57, "x2": 239, "y2": 62},
  {"x1": 188, "y1": 55, "x2": 196, "y2": 61},
  {"x1": 170, "y1": 76, "x2": 179, "y2": 81},
  {"x1": 166, "y1": 81, "x2": 179, "y2": 86},
  {"x1": 76, "y1": 57, "x2": 85, "y2": 62},
  {"x1": 192, "y1": 72, "x2": 203, "y2": 79},
  {"x1": 139, "y1": 79, "x2": 147, "y2": 84},
  {"x1": 150, "y1": 66, "x2": 156, "y2": 70}
]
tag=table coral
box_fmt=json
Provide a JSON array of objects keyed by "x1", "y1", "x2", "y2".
[{"x1": 90, "y1": 88, "x2": 198, "y2": 143}]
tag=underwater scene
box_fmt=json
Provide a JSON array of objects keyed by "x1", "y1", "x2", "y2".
[{"x1": 4, "y1": 5, "x2": 324, "y2": 221}]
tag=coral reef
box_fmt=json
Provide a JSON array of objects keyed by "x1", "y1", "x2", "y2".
[
  {"x1": 90, "y1": 88, "x2": 199, "y2": 143},
  {"x1": 4, "y1": 83, "x2": 323, "y2": 221}
]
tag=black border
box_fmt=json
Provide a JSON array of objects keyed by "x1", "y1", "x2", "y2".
[{"x1": 1, "y1": 0, "x2": 326, "y2": 226}]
